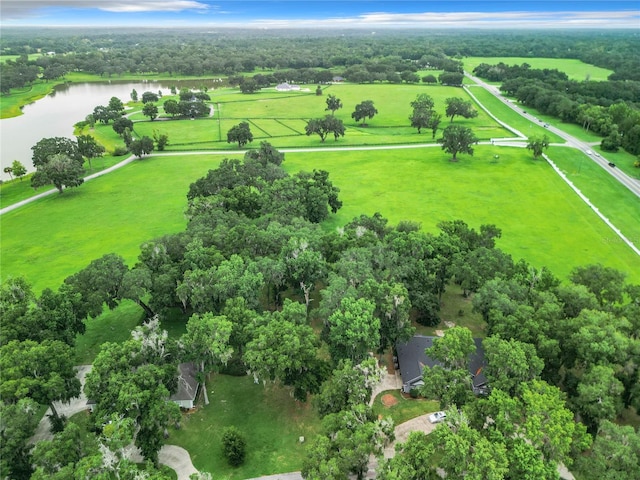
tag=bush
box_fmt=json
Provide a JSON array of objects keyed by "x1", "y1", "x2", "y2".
[
  {"x1": 409, "y1": 388, "x2": 420, "y2": 399},
  {"x1": 112, "y1": 146, "x2": 129, "y2": 156},
  {"x1": 221, "y1": 426, "x2": 246, "y2": 466}
]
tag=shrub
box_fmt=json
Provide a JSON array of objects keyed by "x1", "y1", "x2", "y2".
[
  {"x1": 112, "y1": 146, "x2": 129, "y2": 156},
  {"x1": 221, "y1": 426, "x2": 246, "y2": 466},
  {"x1": 409, "y1": 388, "x2": 420, "y2": 399}
]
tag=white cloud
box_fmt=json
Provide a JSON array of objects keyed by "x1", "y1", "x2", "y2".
[
  {"x1": 99, "y1": 1, "x2": 209, "y2": 13},
  {"x1": 0, "y1": 0, "x2": 209, "y2": 20},
  {"x1": 242, "y1": 10, "x2": 640, "y2": 29}
]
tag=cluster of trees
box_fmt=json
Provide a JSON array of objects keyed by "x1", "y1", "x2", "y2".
[
  {"x1": 29, "y1": 135, "x2": 103, "y2": 193},
  {"x1": 304, "y1": 95, "x2": 379, "y2": 143},
  {"x1": 473, "y1": 63, "x2": 640, "y2": 156},
  {"x1": 380, "y1": 259, "x2": 640, "y2": 479},
  {"x1": 3, "y1": 137, "x2": 638, "y2": 477},
  {"x1": 3, "y1": 160, "x2": 28, "y2": 182}
]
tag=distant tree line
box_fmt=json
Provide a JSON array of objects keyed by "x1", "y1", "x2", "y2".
[
  {"x1": 3, "y1": 29, "x2": 637, "y2": 94},
  {"x1": 473, "y1": 62, "x2": 640, "y2": 155}
]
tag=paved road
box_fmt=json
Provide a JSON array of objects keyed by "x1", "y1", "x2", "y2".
[{"x1": 465, "y1": 72, "x2": 640, "y2": 198}]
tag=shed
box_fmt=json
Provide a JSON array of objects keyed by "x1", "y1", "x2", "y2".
[{"x1": 169, "y1": 362, "x2": 200, "y2": 409}]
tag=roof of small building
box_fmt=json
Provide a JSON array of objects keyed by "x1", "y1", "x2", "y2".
[
  {"x1": 396, "y1": 335, "x2": 487, "y2": 387},
  {"x1": 169, "y1": 362, "x2": 199, "y2": 402}
]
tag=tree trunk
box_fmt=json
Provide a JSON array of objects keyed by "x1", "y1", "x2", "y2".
[
  {"x1": 201, "y1": 361, "x2": 209, "y2": 405},
  {"x1": 49, "y1": 401, "x2": 60, "y2": 423},
  {"x1": 136, "y1": 298, "x2": 156, "y2": 318}
]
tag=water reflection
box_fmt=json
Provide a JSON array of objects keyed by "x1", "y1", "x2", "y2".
[{"x1": 0, "y1": 78, "x2": 223, "y2": 181}]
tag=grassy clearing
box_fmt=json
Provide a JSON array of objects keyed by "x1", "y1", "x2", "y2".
[
  {"x1": 466, "y1": 86, "x2": 563, "y2": 142},
  {"x1": 462, "y1": 57, "x2": 614, "y2": 82},
  {"x1": 0, "y1": 153, "x2": 240, "y2": 292},
  {"x1": 169, "y1": 374, "x2": 321, "y2": 479},
  {"x1": 3, "y1": 146, "x2": 639, "y2": 295},
  {"x1": 413, "y1": 284, "x2": 486, "y2": 337},
  {"x1": 74, "y1": 300, "x2": 145, "y2": 364},
  {"x1": 548, "y1": 146, "x2": 640, "y2": 248},
  {"x1": 284, "y1": 147, "x2": 640, "y2": 282},
  {"x1": 372, "y1": 390, "x2": 440, "y2": 426}
]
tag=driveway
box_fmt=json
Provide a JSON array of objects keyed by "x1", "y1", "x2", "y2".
[{"x1": 28, "y1": 364, "x2": 200, "y2": 480}]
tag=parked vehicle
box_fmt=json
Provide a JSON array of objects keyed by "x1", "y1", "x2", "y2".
[{"x1": 429, "y1": 411, "x2": 447, "y2": 423}]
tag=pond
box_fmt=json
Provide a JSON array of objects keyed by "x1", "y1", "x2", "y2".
[{"x1": 0, "y1": 78, "x2": 221, "y2": 181}]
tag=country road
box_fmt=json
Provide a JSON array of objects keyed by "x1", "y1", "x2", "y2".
[{"x1": 465, "y1": 72, "x2": 640, "y2": 198}]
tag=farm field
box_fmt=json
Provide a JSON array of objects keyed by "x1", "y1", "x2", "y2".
[
  {"x1": 3, "y1": 145, "x2": 639, "y2": 296},
  {"x1": 462, "y1": 57, "x2": 614, "y2": 81},
  {"x1": 284, "y1": 146, "x2": 640, "y2": 282}
]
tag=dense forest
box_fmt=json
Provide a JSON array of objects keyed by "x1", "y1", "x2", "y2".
[{"x1": 2, "y1": 143, "x2": 639, "y2": 479}]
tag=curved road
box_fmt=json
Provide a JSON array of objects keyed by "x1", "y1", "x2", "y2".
[{"x1": 465, "y1": 72, "x2": 640, "y2": 198}]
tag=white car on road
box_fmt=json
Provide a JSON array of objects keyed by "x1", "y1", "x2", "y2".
[{"x1": 429, "y1": 411, "x2": 447, "y2": 423}]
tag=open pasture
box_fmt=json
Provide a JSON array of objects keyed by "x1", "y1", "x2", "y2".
[
  {"x1": 548, "y1": 146, "x2": 640, "y2": 247},
  {"x1": 462, "y1": 57, "x2": 614, "y2": 81},
  {"x1": 127, "y1": 83, "x2": 512, "y2": 151},
  {"x1": 3, "y1": 145, "x2": 639, "y2": 294},
  {"x1": 0, "y1": 153, "x2": 239, "y2": 292},
  {"x1": 284, "y1": 146, "x2": 640, "y2": 282}
]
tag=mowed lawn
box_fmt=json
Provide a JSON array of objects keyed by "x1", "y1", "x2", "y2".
[
  {"x1": 2, "y1": 146, "x2": 639, "y2": 294},
  {"x1": 129, "y1": 83, "x2": 513, "y2": 150},
  {"x1": 168, "y1": 374, "x2": 321, "y2": 479},
  {"x1": 283, "y1": 146, "x2": 640, "y2": 282},
  {"x1": 462, "y1": 57, "x2": 614, "y2": 81},
  {"x1": 0, "y1": 153, "x2": 240, "y2": 292}
]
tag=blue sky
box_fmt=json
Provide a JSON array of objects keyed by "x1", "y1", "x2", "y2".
[{"x1": 1, "y1": 1, "x2": 639, "y2": 28}]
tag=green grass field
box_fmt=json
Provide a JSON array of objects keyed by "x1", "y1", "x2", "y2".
[
  {"x1": 3, "y1": 146, "x2": 639, "y2": 296},
  {"x1": 0, "y1": 153, "x2": 237, "y2": 292},
  {"x1": 0, "y1": 152, "x2": 133, "y2": 206},
  {"x1": 548, "y1": 146, "x2": 640, "y2": 248},
  {"x1": 462, "y1": 57, "x2": 614, "y2": 82},
  {"x1": 127, "y1": 83, "x2": 513, "y2": 150},
  {"x1": 284, "y1": 146, "x2": 640, "y2": 282},
  {"x1": 168, "y1": 374, "x2": 321, "y2": 479}
]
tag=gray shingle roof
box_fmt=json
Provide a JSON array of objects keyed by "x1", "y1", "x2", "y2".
[
  {"x1": 169, "y1": 362, "x2": 199, "y2": 402},
  {"x1": 396, "y1": 335, "x2": 488, "y2": 389}
]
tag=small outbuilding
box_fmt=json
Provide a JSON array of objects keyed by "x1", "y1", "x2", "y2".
[
  {"x1": 169, "y1": 362, "x2": 200, "y2": 409},
  {"x1": 275, "y1": 82, "x2": 301, "y2": 92}
]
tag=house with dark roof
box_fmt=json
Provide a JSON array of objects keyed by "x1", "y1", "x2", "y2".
[
  {"x1": 170, "y1": 362, "x2": 200, "y2": 409},
  {"x1": 396, "y1": 335, "x2": 488, "y2": 395}
]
